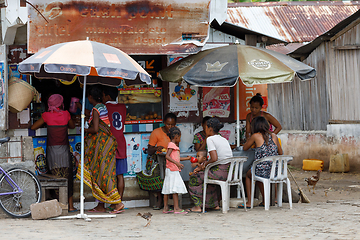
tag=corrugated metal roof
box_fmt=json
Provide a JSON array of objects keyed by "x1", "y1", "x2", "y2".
[
  {"x1": 227, "y1": 2, "x2": 360, "y2": 43},
  {"x1": 266, "y1": 43, "x2": 305, "y2": 55}
]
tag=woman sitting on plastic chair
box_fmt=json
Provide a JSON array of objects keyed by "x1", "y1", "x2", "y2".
[
  {"x1": 242, "y1": 116, "x2": 283, "y2": 208},
  {"x1": 188, "y1": 117, "x2": 233, "y2": 213}
]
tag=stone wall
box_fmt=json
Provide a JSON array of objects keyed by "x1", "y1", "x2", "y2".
[
  {"x1": 279, "y1": 124, "x2": 360, "y2": 171},
  {"x1": 0, "y1": 136, "x2": 36, "y2": 171}
]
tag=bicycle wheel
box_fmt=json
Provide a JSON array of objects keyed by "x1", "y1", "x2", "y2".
[{"x1": 0, "y1": 168, "x2": 42, "y2": 218}]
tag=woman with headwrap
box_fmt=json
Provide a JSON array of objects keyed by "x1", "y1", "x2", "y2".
[{"x1": 31, "y1": 94, "x2": 77, "y2": 212}]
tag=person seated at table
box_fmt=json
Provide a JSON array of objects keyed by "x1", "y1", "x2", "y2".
[
  {"x1": 245, "y1": 93, "x2": 282, "y2": 140},
  {"x1": 241, "y1": 116, "x2": 283, "y2": 208},
  {"x1": 188, "y1": 117, "x2": 233, "y2": 213},
  {"x1": 136, "y1": 113, "x2": 177, "y2": 210},
  {"x1": 189, "y1": 150, "x2": 207, "y2": 176},
  {"x1": 193, "y1": 116, "x2": 211, "y2": 151}
]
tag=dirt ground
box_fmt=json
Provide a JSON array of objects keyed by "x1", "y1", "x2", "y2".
[
  {"x1": 290, "y1": 167, "x2": 360, "y2": 202},
  {"x1": 1, "y1": 168, "x2": 360, "y2": 240}
]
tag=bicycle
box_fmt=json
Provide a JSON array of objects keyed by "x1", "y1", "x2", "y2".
[{"x1": 0, "y1": 137, "x2": 42, "y2": 218}]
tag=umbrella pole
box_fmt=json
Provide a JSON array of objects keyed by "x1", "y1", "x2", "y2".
[
  {"x1": 236, "y1": 80, "x2": 240, "y2": 148},
  {"x1": 79, "y1": 76, "x2": 86, "y2": 217}
]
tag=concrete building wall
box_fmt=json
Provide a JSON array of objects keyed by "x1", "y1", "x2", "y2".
[{"x1": 279, "y1": 124, "x2": 360, "y2": 171}]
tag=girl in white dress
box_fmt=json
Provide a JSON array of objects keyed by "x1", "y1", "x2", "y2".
[{"x1": 162, "y1": 127, "x2": 191, "y2": 214}]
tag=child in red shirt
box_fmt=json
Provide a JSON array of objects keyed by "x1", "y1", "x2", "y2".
[{"x1": 103, "y1": 86, "x2": 127, "y2": 210}]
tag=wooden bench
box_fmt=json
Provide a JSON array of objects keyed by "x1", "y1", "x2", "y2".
[{"x1": 38, "y1": 174, "x2": 68, "y2": 214}]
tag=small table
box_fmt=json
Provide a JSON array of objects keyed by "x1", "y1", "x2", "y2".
[{"x1": 38, "y1": 174, "x2": 68, "y2": 214}]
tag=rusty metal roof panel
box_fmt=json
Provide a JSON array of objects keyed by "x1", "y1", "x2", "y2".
[{"x1": 227, "y1": 2, "x2": 360, "y2": 43}]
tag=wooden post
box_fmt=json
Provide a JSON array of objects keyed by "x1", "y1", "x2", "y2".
[{"x1": 245, "y1": 35, "x2": 257, "y2": 46}]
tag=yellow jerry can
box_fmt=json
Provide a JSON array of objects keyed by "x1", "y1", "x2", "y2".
[{"x1": 302, "y1": 159, "x2": 324, "y2": 171}]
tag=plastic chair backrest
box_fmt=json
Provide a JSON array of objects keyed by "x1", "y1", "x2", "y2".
[
  {"x1": 266, "y1": 156, "x2": 293, "y2": 181},
  {"x1": 226, "y1": 157, "x2": 245, "y2": 183}
]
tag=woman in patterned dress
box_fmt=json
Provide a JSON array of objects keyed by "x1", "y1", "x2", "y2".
[
  {"x1": 193, "y1": 116, "x2": 211, "y2": 151},
  {"x1": 188, "y1": 117, "x2": 233, "y2": 213},
  {"x1": 77, "y1": 86, "x2": 124, "y2": 213},
  {"x1": 243, "y1": 116, "x2": 283, "y2": 208}
]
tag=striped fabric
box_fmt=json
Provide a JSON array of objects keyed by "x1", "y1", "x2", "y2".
[{"x1": 88, "y1": 103, "x2": 110, "y2": 126}]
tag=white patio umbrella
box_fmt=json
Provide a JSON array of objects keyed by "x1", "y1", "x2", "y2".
[{"x1": 19, "y1": 39, "x2": 151, "y2": 220}]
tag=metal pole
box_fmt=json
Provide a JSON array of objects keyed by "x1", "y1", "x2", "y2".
[
  {"x1": 80, "y1": 75, "x2": 86, "y2": 217},
  {"x1": 236, "y1": 79, "x2": 240, "y2": 148}
]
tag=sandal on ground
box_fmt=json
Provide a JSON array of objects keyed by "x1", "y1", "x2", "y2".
[
  {"x1": 174, "y1": 210, "x2": 188, "y2": 214},
  {"x1": 238, "y1": 204, "x2": 250, "y2": 209},
  {"x1": 162, "y1": 209, "x2": 174, "y2": 214},
  {"x1": 106, "y1": 206, "x2": 114, "y2": 211},
  {"x1": 68, "y1": 208, "x2": 78, "y2": 213}
]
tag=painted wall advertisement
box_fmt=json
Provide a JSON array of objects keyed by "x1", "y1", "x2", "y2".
[
  {"x1": 169, "y1": 81, "x2": 198, "y2": 112},
  {"x1": 202, "y1": 87, "x2": 231, "y2": 118},
  {"x1": 140, "y1": 133, "x2": 151, "y2": 171},
  {"x1": 9, "y1": 64, "x2": 27, "y2": 81},
  {"x1": 33, "y1": 135, "x2": 81, "y2": 176},
  {"x1": 236, "y1": 82, "x2": 268, "y2": 119},
  {"x1": 33, "y1": 137, "x2": 48, "y2": 174},
  {"x1": 124, "y1": 134, "x2": 142, "y2": 177},
  {"x1": 28, "y1": 0, "x2": 210, "y2": 54}
]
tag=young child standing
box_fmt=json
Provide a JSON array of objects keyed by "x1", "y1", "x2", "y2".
[{"x1": 162, "y1": 127, "x2": 190, "y2": 214}]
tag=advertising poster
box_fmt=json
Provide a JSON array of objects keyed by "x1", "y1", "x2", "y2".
[
  {"x1": 202, "y1": 87, "x2": 231, "y2": 118},
  {"x1": 0, "y1": 62, "x2": 4, "y2": 109},
  {"x1": 177, "y1": 123, "x2": 194, "y2": 152},
  {"x1": 236, "y1": 82, "x2": 268, "y2": 119},
  {"x1": 68, "y1": 135, "x2": 81, "y2": 178},
  {"x1": 169, "y1": 81, "x2": 198, "y2": 112},
  {"x1": 32, "y1": 137, "x2": 48, "y2": 174},
  {"x1": 141, "y1": 133, "x2": 151, "y2": 171},
  {"x1": 9, "y1": 64, "x2": 27, "y2": 81},
  {"x1": 124, "y1": 134, "x2": 142, "y2": 177}
]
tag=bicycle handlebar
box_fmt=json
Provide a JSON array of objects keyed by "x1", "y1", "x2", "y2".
[{"x1": 0, "y1": 137, "x2": 10, "y2": 144}]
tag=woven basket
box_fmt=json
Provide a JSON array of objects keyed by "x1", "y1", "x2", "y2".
[{"x1": 8, "y1": 77, "x2": 38, "y2": 113}]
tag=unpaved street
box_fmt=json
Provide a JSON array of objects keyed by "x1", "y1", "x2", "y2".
[{"x1": 1, "y1": 169, "x2": 360, "y2": 240}]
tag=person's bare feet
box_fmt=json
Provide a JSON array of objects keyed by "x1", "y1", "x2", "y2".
[
  {"x1": 89, "y1": 204, "x2": 106, "y2": 212},
  {"x1": 114, "y1": 202, "x2": 125, "y2": 211},
  {"x1": 187, "y1": 206, "x2": 202, "y2": 213},
  {"x1": 240, "y1": 202, "x2": 251, "y2": 208}
]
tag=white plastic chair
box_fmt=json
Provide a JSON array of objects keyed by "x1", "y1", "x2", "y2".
[
  {"x1": 251, "y1": 155, "x2": 293, "y2": 210},
  {"x1": 202, "y1": 156, "x2": 248, "y2": 213}
]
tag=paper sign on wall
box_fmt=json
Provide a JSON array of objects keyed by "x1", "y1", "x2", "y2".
[
  {"x1": 202, "y1": 87, "x2": 231, "y2": 118},
  {"x1": 124, "y1": 134, "x2": 142, "y2": 177}
]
